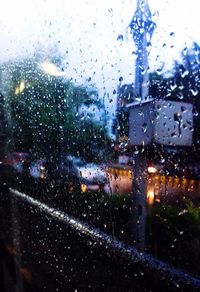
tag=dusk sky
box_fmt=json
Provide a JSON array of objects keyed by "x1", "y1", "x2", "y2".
[{"x1": 0, "y1": 0, "x2": 199, "y2": 114}]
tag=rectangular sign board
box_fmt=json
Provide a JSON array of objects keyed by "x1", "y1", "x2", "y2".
[{"x1": 128, "y1": 99, "x2": 193, "y2": 146}]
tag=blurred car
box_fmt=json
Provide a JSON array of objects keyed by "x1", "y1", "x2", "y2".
[
  {"x1": 29, "y1": 155, "x2": 108, "y2": 194},
  {"x1": 0, "y1": 152, "x2": 30, "y2": 190},
  {"x1": 3, "y1": 152, "x2": 30, "y2": 173},
  {"x1": 66, "y1": 156, "x2": 108, "y2": 193},
  {"x1": 29, "y1": 157, "x2": 81, "y2": 194}
]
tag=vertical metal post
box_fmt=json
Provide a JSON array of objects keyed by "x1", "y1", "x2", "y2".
[
  {"x1": 129, "y1": 0, "x2": 156, "y2": 100},
  {"x1": 132, "y1": 151, "x2": 147, "y2": 251},
  {"x1": 10, "y1": 197, "x2": 24, "y2": 292}
]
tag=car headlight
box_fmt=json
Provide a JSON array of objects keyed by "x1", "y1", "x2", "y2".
[{"x1": 147, "y1": 166, "x2": 157, "y2": 174}]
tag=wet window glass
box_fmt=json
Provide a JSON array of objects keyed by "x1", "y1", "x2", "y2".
[{"x1": 0, "y1": 0, "x2": 200, "y2": 291}]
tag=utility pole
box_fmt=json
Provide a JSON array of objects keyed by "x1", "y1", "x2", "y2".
[
  {"x1": 129, "y1": 0, "x2": 155, "y2": 250},
  {"x1": 130, "y1": 0, "x2": 155, "y2": 100}
]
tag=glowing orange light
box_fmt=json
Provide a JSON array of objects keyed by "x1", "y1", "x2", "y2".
[
  {"x1": 81, "y1": 184, "x2": 87, "y2": 193},
  {"x1": 147, "y1": 187, "x2": 155, "y2": 205}
]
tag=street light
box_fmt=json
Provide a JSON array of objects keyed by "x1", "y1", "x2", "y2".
[
  {"x1": 15, "y1": 80, "x2": 25, "y2": 95},
  {"x1": 41, "y1": 61, "x2": 65, "y2": 77}
]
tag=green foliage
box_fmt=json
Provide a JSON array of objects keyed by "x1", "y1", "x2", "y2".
[
  {"x1": 183, "y1": 199, "x2": 200, "y2": 224},
  {"x1": 148, "y1": 199, "x2": 200, "y2": 275},
  {"x1": 3, "y1": 56, "x2": 110, "y2": 160},
  {"x1": 149, "y1": 200, "x2": 200, "y2": 236}
]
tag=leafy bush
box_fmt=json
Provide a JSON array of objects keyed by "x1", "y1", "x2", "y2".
[{"x1": 147, "y1": 199, "x2": 200, "y2": 276}]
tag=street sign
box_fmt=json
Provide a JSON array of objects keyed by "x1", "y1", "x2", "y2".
[{"x1": 128, "y1": 99, "x2": 193, "y2": 146}]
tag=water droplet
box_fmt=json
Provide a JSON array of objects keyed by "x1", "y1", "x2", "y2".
[
  {"x1": 155, "y1": 68, "x2": 163, "y2": 75},
  {"x1": 138, "y1": 110, "x2": 144, "y2": 116},
  {"x1": 170, "y1": 84, "x2": 177, "y2": 91},
  {"x1": 117, "y1": 34, "x2": 124, "y2": 42},
  {"x1": 181, "y1": 106, "x2": 187, "y2": 112},
  {"x1": 142, "y1": 122, "x2": 147, "y2": 133},
  {"x1": 132, "y1": 51, "x2": 137, "y2": 55},
  {"x1": 178, "y1": 209, "x2": 187, "y2": 216},
  {"x1": 190, "y1": 88, "x2": 198, "y2": 96},
  {"x1": 177, "y1": 93, "x2": 184, "y2": 100},
  {"x1": 181, "y1": 70, "x2": 189, "y2": 78},
  {"x1": 174, "y1": 113, "x2": 182, "y2": 123},
  {"x1": 134, "y1": 148, "x2": 139, "y2": 154}
]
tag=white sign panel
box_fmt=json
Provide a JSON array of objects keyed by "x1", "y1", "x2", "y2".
[{"x1": 128, "y1": 99, "x2": 193, "y2": 146}]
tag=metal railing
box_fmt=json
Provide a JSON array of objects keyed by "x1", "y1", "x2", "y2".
[{"x1": 3, "y1": 188, "x2": 200, "y2": 291}]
